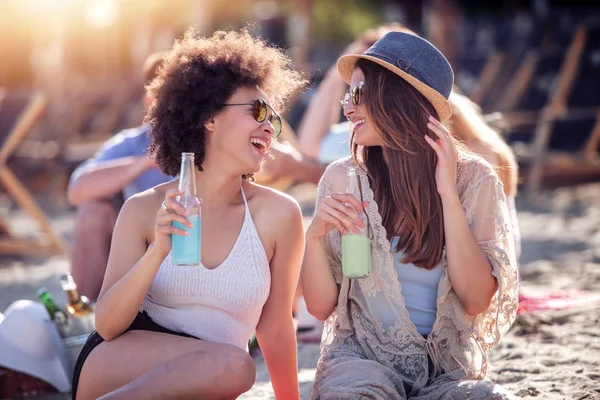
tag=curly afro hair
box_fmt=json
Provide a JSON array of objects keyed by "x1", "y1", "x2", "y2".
[{"x1": 146, "y1": 28, "x2": 307, "y2": 178}]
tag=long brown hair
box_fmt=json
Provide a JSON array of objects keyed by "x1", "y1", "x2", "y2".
[
  {"x1": 352, "y1": 59, "x2": 445, "y2": 269},
  {"x1": 450, "y1": 92, "x2": 518, "y2": 196}
]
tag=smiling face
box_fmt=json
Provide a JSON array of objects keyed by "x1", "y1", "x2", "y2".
[
  {"x1": 343, "y1": 68, "x2": 385, "y2": 148},
  {"x1": 206, "y1": 86, "x2": 276, "y2": 174}
]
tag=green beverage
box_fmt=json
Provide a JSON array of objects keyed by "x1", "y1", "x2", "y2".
[
  {"x1": 342, "y1": 166, "x2": 371, "y2": 278},
  {"x1": 342, "y1": 234, "x2": 371, "y2": 278}
]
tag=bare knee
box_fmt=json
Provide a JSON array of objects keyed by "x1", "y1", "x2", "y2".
[
  {"x1": 223, "y1": 348, "x2": 255, "y2": 394},
  {"x1": 197, "y1": 345, "x2": 255, "y2": 397}
]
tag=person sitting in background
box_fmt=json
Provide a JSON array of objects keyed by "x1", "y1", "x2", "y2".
[
  {"x1": 449, "y1": 91, "x2": 521, "y2": 260},
  {"x1": 67, "y1": 53, "x2": 173, "y2": 301},
  {"x1": 297, "y1": 23, "x2": 408, "y2": 163}
]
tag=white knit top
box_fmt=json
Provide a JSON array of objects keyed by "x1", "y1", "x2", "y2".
[{"x1": 140, "y1": 188, "x2": 271, "y2": 350}]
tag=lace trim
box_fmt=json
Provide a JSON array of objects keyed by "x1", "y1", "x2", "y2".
[{"x1": 314, "y1": 155, "x2": 518, "y2": 387}]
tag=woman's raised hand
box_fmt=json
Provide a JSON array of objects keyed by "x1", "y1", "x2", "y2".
[
  {"x1": 153, "y1": 189, "x2": 195, "y2": 256},
  {"x1": 307, "y1": 193, "x2": 367, "y2": 240},
  {"x1": 425, "y1": 115, "x2": 459, "y2": 199}
]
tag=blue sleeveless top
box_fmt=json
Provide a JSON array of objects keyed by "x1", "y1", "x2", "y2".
[{"x1": 390, "y1": 237, "x2": 443, "y2": 336}]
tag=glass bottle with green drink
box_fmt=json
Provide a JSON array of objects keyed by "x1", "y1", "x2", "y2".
[
  {"x1": 172, "y1": 152, "x2": 202, "y2": 266},
  {"x1": 341, "y1": 166, "x2": 371, "y2": 278}
]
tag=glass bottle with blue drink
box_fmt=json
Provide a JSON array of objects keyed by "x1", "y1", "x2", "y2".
[
  {"x1": 341, "y1": 166, "x2": 371, "y2": 278},
  {"x1": 172, "y1": 152, "x2": 202, "y2": 266}
]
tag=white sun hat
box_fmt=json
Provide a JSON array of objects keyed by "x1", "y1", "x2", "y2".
[{"x1": 0, "y1": 300, "x2": 71, "y2": 393}]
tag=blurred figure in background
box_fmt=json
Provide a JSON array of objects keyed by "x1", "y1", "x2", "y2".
[
  {"x1": 67, "y1": 53, "x2": 173, "y2": 301},
  {"x1": 297, "y1": 23, "x2": 410, "y2": 163},
  {"x1": 449, "y1": 91, "x2": 521, "y2": 260}
]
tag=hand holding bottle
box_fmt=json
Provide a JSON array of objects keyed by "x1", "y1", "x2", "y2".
[
  {"x1": 306, "y1": 193, "x2": 367, "y2": 240},
  {"x1": 154, "y1": 189, "x2": 194, "y2": 257}
]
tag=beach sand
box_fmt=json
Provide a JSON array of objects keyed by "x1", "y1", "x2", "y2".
[{"x1": 1, "y1": 182, "x2": 599, "y2": 399}]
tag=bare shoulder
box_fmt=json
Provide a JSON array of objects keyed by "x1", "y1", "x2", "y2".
[
  {"x1": 116, "y1": 180, "x2": 179, "y2": 241},
  {"x1": 122, "y1": 180, "x2": 178, "y2": 214},
  {"x1": 245, "y1": 181, "x2": 302, "y2": 222}
]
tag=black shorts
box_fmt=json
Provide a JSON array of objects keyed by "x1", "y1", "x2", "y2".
[{"x1": 71, "y1": 311, "x2": 193, "y2": 400}]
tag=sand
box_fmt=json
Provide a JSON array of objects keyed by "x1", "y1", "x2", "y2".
[{"x1": 1, "y1": 182, "x2": 599, "y2": 399}]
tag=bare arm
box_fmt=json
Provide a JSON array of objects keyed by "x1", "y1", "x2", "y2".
[
  {"x1": 426, "y1": 117, "x2": 498, "y2": 316},
  {"x1": 301, "y1": 193, "x2": 365, "y2": 321},
  {"x1": 68, "y1": 156, "x2": 155, "y2": 205},
  {"x1": 442, "y1": 193, "x2": 498, "y2": 316},
  {"x1": 262, "y1": 141, "x2": 327, "y2": 185},
  {"x1": 300, "y1": 235, "x2": 338, "y2": 321},
  {"x1": 255, "y1": 198, "x2": 304, "y2": 400},
  {"x1": 297, "y1": 41, "x2": 369, "y2": 159},
  {"x1": 94, "y1": 189, "x2": 192, "y2": 340},
  {"x1": 296, "y1": 68, "x2": 347, "y2": 159}
]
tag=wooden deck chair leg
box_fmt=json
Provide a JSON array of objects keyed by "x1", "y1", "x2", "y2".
[
  {"x1": 0, "y1": 91, "x2": 66, "y2": 255},
  {"x1": 527, "y1": 27, "x2": 587, "y2": 199},
  {"x1": 583, "y1": 113, "x2": 600, "y2": 162},
  {"x1": 469, "y1": 52, "x2": 504, "y2": 105},
  {"x1": 0, "y1": 217, "x2": 11, "y2": 236},
  {"x1": 497, "y1": 51, "x2": 539, "y2": 111},
  {"x1": 0, "y1": 165, "x2": 66, "y2": 254},
  {"x1": 0, "y1": 94, "x2": 47, "y2": 164}
]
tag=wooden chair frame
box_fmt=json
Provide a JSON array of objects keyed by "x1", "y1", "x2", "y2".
[{"x1": 0, "y1": 92, "x2": 66, "y2": 255}]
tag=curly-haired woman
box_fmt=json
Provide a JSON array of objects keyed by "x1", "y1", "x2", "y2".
[{"x1": 72, "y1": 29, "x2": 306, "y2": 400}]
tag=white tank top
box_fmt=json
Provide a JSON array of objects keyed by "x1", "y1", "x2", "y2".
[{"x1": 140, "y1": 188, "x2": 271, "y2": 349}]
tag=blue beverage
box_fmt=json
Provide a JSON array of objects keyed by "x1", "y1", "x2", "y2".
[
  {"x1": 172, "y1": 214, "x2": 201, "y2": 265},
  {"x1": 171, "y1": 152, "x2": 202, "y2": 266}
]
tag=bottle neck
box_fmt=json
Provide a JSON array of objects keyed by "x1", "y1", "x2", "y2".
[
  {"x1": 41, "y1": 293, "x2": 58, "y2": 310},
  {"x1": 178, "y1": 157, "x2": 197, "y2": 197},
  {"x1": 65, "y1": 288, "x2": 82, "y2": 305},
  {"x1": 346, "y1": 172, "x2": 362, "y2": 201}
]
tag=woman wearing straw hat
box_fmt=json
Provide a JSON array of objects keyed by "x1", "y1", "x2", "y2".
[{"x1": 301, "y1": 32, "x2": 518, "y2": 399}]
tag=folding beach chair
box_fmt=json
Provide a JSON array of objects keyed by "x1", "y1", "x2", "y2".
[
  {"x1": 460, "y1": 14, "x2": 543, "y2": 112},
  {"x1": 499, "y1": 21, "x2": 600, "y2": 197},
  {"x1": 0, "y1": 90, "x2": 66, "y2": 255}
]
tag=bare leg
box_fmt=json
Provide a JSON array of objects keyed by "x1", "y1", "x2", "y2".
[
  {"x1": 70, "y1": 200, "x2": 117, "y2": 301},
  {"x1": 76, "y1": 330, "x2": 255, "y2": 400}
]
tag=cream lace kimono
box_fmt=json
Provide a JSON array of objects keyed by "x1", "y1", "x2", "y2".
[{"x1": 311, "y1": 155, "x2": 519, "y2": 400}]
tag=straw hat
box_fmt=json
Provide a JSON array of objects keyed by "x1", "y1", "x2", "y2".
[{"x1": 337, "y1": 31, "x2": 454, "y2": 121}]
